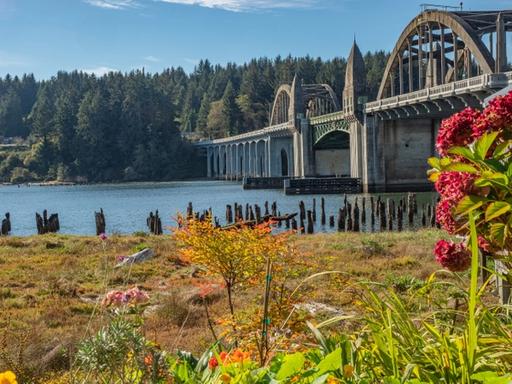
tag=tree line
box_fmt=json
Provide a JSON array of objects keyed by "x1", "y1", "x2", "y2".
[{"x1": 0, "y1": 51, "x2": 388, "y2": 183}]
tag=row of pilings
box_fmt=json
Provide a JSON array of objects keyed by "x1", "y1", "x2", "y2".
[
  {"x1": 185, "y1": 193, "x2": 439, "y2": 234},
  {"x1": 0, "y1": 193, "x2": 439, "y2": 236}
]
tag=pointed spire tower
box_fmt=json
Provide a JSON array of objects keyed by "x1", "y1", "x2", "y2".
[
  {"x1": 289, "y1": 73, "x2": 304, "y2": 124},
  {"x1": 343, "y1": 40, "x2": 366, "y2": 120}
]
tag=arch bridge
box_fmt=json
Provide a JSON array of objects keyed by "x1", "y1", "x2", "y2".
[{"x1": 198, "y1": 9, "x2": 512, "y2": 192}]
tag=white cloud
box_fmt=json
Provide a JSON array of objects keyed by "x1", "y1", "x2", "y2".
[
  {"x1": 157, "y1": 0, "x2": 320, "y2": 12},
  {"x1": 82, "y1": 66, "x2": 119, "y2": 76},
  {"x1": 84, "y1": 0, "x2": 139, "y2": 10},
  {"x1": 144, "y1": 55, "x2": 160, "y2": 62}
]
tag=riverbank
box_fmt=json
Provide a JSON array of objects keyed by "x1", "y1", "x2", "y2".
[{"x1": 0, "y1": 230, "x2": 453, "y2": 381}]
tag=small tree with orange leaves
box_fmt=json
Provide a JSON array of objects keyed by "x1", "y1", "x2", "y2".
[{"x1": 174, "y1": 218, "x2": 289, "y2": 318}]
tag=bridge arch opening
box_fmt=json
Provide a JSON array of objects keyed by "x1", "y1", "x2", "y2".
[
  {"x1": 313, "y1": 131, "x2": 350, "y2": 177},
  {"x1": 280, "y1": 149, "x2": 289, "y2": 177}
]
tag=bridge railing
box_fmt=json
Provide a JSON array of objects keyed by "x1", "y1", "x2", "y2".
[
  {"x1": 365, "y1": 73, "x2": 509, "y2": 113},
  {"x1": 195, "y1": 122, "x2": 293, "y2": 146}
]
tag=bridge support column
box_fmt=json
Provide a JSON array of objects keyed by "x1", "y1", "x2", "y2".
[
  {"x1": 349, "y1": 122, "x2": 363, "y2": 178},
  {"x1": 293, "y1": 118, "x2": 315, "y2": 178},
  {"x1": 213, "y1": 146, "x2": 219, "y2": 178},
  {"x1": 362, "y1": 115, "x2": 386, "y2": 192},
  {"x1": 206, "y1": 147, "x2": 212, "y2": 178}
]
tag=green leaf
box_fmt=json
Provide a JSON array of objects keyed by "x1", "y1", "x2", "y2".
[
  {"x1": 316, "y1": 347, "x2": 342, "y2": 375},
  {"x1": 444, "y1": 162, "x2": 478, "y2": 173},
  {"x1": 456, "y1": 196, "x2": 487, "y2": 216},
  {"x1": 490, "y1": 223, "x2": 507, "y2": 247},
  {"x1": 427, "y1": 157, "x2": 441, "y2": 169},
  {"x1": 448, "y1": 146, "x2": 475, "y2": 161},
  {"x1": 471, "y1": 371, "x2": 512, "y2": 384},
  {"x1": 493, "y1": 140, "x2": 512, "y2": 158},
  {"x1": 474, "y1": 131, "x2": 499, "y2": 160},
  {"x1": 276, "y1": 353, "x2": 305, "y2": 380},
  {"x1": 485, "y1": 201, "x2": 512, "y2": 221}
]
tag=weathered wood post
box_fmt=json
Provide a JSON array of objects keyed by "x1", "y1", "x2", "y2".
[
  {"x1": 291, "y1": 218, "x2": 298, "y2": 231},
  {"x1": 361, "y1": 197, "x2": 366, "y2": 225},
  {"x1": 1, "y1": 213, "x2": 11, "y2": 236},
  {"x1": 187, "y1": 202, "x2": 193, "y2": 219},
  {"x1": 329, "y1": 215, "x2": 335, "y2": 227},
  {"x1": 95, "y1": 208, "x2": 106, "y2": 235},
  {"x1": 226, "y1": 205, "x2": 233, "y2": 224},
  {"x1": 147, "y1": 210, "x2": 163, "y2": 235},
  {"x1": 407, "y1": 193, "x2": 414, "y2": 225},
  {"x1": 387, "y1": 201, "x2": 393, "y2": 231},
  {"x1": 347, "y1": 203, "x2": 353, "y2": 231},
  {"x1": 321, "y1": 197, "x2": 326, "y2": 226},
  {"x1": 271, "y1": 202, "x2": 277, "y2": 217},
  {"x1": 245, "y1": 204, "x2": 250, "y2": 221},
  {"x1": 36, "y1": 210, "x2": 60, "y2": 235},
  {"x1": 312, "y1": 199, "x2": 317, "y2": 223},
  {"x1": 379, "y1": 201, "x2": 387, "y2": 231},
  {"x1": 264, "y1": 201, "x2": 269, "y2": 216},
  {"x1": 353, "y1": 202, "x2": 360, "y2": 232},
  {"x1": 249, "y1": 206, "x2": 255, "y2": 221},
  {"x1": 337, "y1": 208, "x2": 345, "y2": 232},
  {"x1": 299, "y1": 201, "x2": 306, "y2": 222},
  {"x1": 397, "y1": 205, "x2": 403, "y2": 232},
  {"x1": 306, "y1": 210, "x2": 314, "y2": 234}
]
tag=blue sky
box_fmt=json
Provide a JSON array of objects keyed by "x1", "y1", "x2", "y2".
[{"x1": 0, "y1": 0, "x2": 508, "y2": 79}]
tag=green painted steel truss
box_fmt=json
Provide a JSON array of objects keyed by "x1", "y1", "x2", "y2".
[{"x1": 311, "y1": 118, "x2": 350, "y2": 146}]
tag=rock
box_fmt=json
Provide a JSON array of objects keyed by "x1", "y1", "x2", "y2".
[
  {"x1": 294, "y1": 302, "x2": 345, "y2": 317},
  {"x1": 115, "y1": 248, "x2": 154, "y2": 268}
]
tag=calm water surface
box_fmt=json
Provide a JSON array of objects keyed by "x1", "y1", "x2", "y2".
[{"x1": 0, "y1": 181, "x2": 437, "y2": 236}]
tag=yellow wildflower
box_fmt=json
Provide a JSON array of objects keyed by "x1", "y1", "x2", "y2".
[
  {"x1": 343, "y1": 364, "x2": 354, "y2": 378},
  {"x1": 0, "y1": 371, "x2": 17, "y2": 384}
]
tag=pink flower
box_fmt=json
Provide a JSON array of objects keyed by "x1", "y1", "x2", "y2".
[
  {"x1": 436, "y1": 108, "x2": 480, "y2": 156},
  {"x1": 436, "y1": 199, "x2": 458, "y2": 234},
  {"x1": 116, "y1": 255, "x2": 127, "y2": 263},
  {"x1": 99, "y1": 233, "x2": 108, "y2": 241},
  {"x1": 102, "y1": 287, "x2": 149, "y2": 307},
  {"x1": 434, "y1": 240, "x2": 471, "y2": 272},
  {"x1": 473, "y1": 91, "x2": 512, "y2": 138},
  {"x1": 478, "y1": 235, "x2": 491, "y2": 253},
  {"x1": 435, "y1": 172, "x2": 476, "y2": 203}
]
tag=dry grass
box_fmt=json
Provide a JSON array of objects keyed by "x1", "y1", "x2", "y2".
[{"x1": 0, "y1": 229, "x2": 448, "y2": 380}]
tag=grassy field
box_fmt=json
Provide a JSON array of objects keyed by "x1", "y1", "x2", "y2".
[{"x1": 0, "y1": 230, "x2": 450, "y2": 379}]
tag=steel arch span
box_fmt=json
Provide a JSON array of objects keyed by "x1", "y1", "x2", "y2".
[{"x1": 378, "y1": 10, "x2": 512, "y2": 100}]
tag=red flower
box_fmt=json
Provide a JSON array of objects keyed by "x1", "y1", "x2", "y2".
[
  {"x1": 436, "y1": 108, "x2": 480, "y2": 156},
  {"x1": 478, "y1": 235, "x2": 491, "y2": 253},
  {"x1": 436, "y1": 199, "x2": 458, "y2": 234},
  {"x1": 434, "y1": 240, "x2": 471, "y2": 272},
  {"x1": 208, "y1": 357, "x2": 219, "y2": 369},
  {"x1": 473, "y1": 91, "x2": 512, "y2": 139},
  {"x1": 435, "y1": 171, "x2": 476, "y2": 203}
]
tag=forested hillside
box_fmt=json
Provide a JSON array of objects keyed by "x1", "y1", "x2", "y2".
[{"x1": 0, "y1": 52, "x2": 388, "y2": 183}]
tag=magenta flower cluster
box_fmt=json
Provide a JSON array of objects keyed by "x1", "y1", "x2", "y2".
[{"x1": 102, "y1": 287, "x2": 150, "y2": 307}]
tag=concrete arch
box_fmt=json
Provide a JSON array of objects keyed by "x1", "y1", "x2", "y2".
[
  {"x1": 377, "y1": 10, "x2": 495, "y2": 99},
  {"x1": 270, "y1": 85, "x2": 292, "y2": 126}
]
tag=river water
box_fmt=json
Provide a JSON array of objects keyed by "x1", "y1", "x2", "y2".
[{"x1": 0, "y1": 181, "x2": 437, "y2": 236}]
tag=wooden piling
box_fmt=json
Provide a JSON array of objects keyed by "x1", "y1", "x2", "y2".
[
  {"x1": 1, "y1": 213, "x2": 11, "y2": 236},
  {"x1": 321, "y1": 197, "x2": 326, "y2": 226},
  {"x1": 291, "y1": 218, "x2": 298, "y2": 231},
  {"x1": 307, "y1": 210, "x2": 314, "y2": 234},
  {"x1": 147, "y1": 210, "x2": 163, "y2": 235},
  {"x1": 347, "y1": 203, "x2": 353, "y2": 231},
  {"x1": 338, "y1": 208, "x2": 346, "y2": 232},
  {"x1": 264, "y1": 201, "x2": 269, "y2": 216},
  {"x1": 329, "y1": 215, "x2": 335, "y2": 227},
  {"x1": 397, "y1": 205, "x2": 403, "y2": 232},
  {"x1": 94, "y1": 208, "x2": 106, "y2": 235},
  {"x1": 353, "y1": 202, "x2": 360, "y2": 232},
  {"x1": 36, "y1": 210, "x2": 60, "y2": 235},
  {"x1": 361, "y1": 197, "x2": 366, "y2": 225},
  {"x1": 312, "y1": 198, "x2": 317, "y2": 223},
  {"x1": 379, "y1": 201, "x2": 386, "y2": 231}
]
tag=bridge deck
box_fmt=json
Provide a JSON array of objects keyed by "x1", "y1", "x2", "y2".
[{"x1": 365, "y1": 72, "x2": 512, "y2": 114}]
